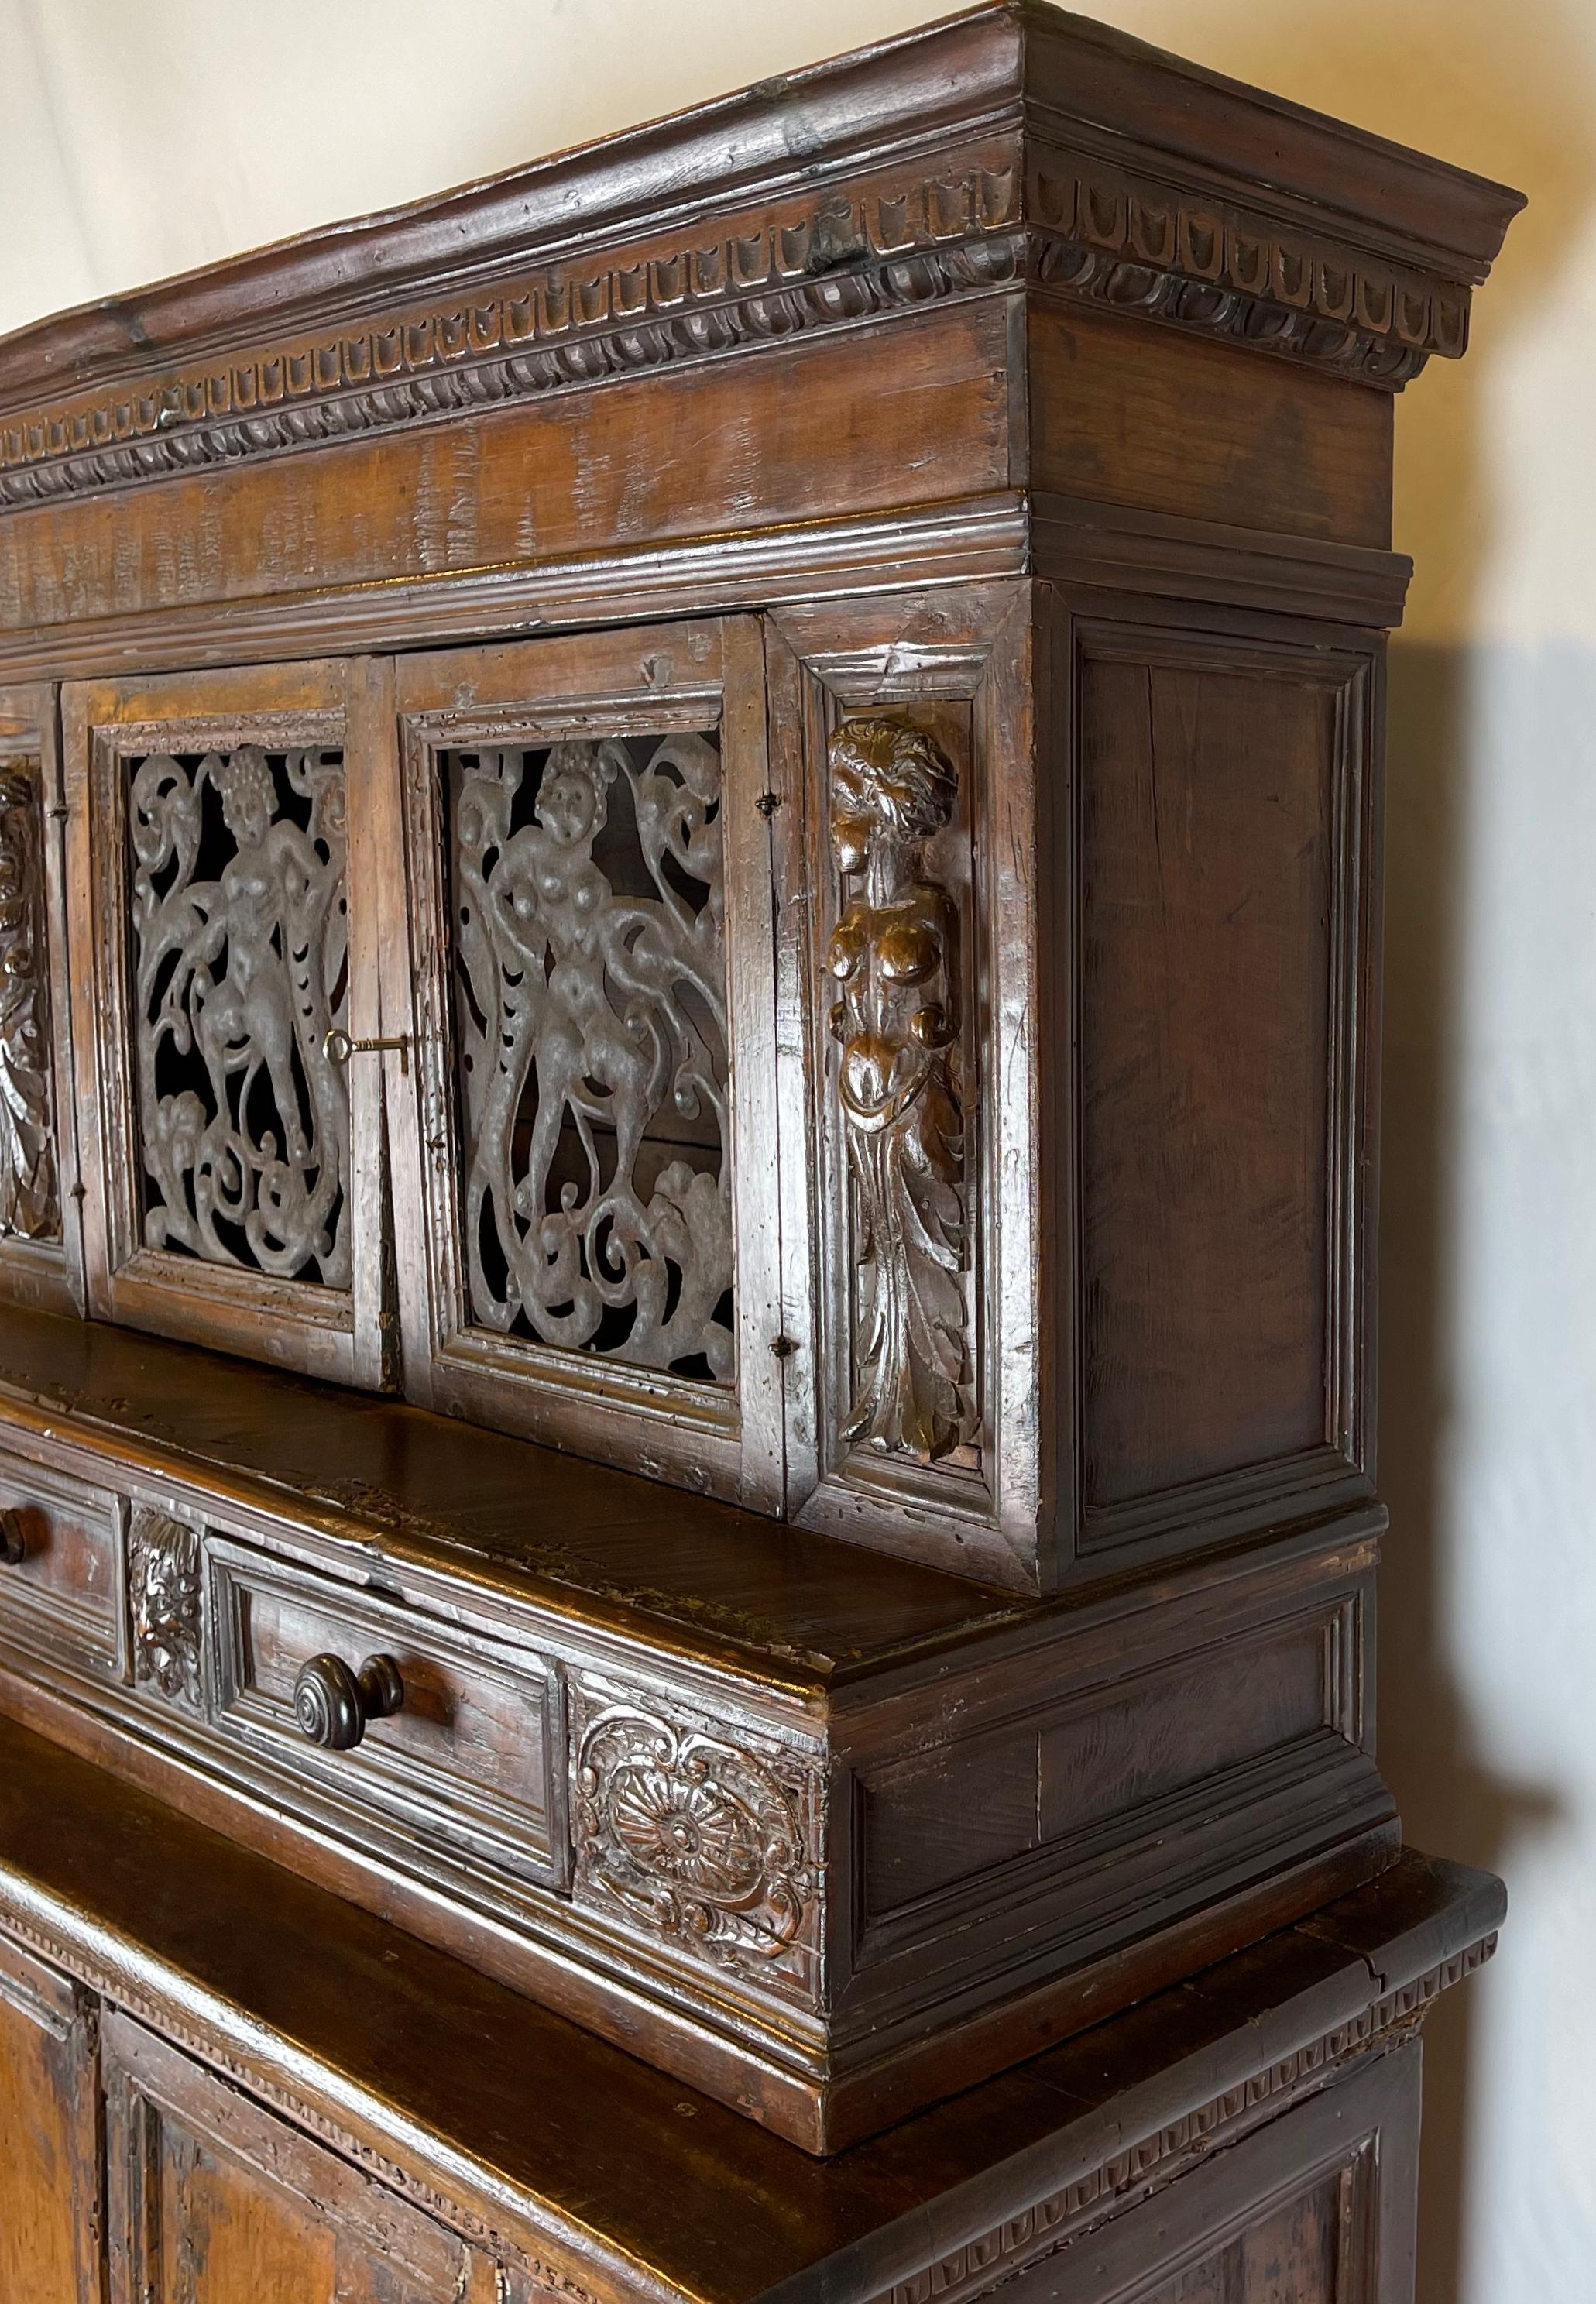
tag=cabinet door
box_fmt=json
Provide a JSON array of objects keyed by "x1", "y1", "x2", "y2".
[
  {"x1": 105, "y1": 2013, "x2": 493, "y2": 2304},
  {"x1": 0, "y1": 680, "x2": 84, "y2": 1316},
  {"x1": 0, "y1": 1928, "x2": 101, "y2": 2303},
  {"x1": 385, "y1": 620, "x2": 787, "y2": 1509},
  {"x1": 63, "y1": 661, "x2": 391, "y2": 1388}
]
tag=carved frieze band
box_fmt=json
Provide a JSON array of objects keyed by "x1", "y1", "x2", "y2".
[
  {"x1": 571, "y1": 1686, "x2": 820, "y2": 2000},
  {"x1": 828, "y1": 717, "x2": 973, "y2": 1464},
  {"x1": 0, "y1": 149, "x2": 1478, "y2": 508},
  {"x1": 0, "y1": 760, "x2": 58, "y2": 1241},
  {"x1": 875, "y1": 1932, "x2": 1498, "y2": 2304},
  {"x1": 126, "y1": 1506, "x2": 203, "y2": 1709}
]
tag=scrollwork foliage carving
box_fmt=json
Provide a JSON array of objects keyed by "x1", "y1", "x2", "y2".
[
  {"x1": 575, "y1": 1700, "x2": 816, "y2": 1983},
  {"x1": 127, "y1": 1506, "x2": 202, "y2": 1708},
  {"x1": 451, "y1": 732, "x2": 733, "y2": 1382},
  {"x1": 128, "y1": 744, "x2": 351, "y2": 1285},
  {"x1": 0, "y1": 761, "x2": 59, "y2": 1241},
  {"x1": 827, "y1": 717, "x2": 972, "y2": 1463}
]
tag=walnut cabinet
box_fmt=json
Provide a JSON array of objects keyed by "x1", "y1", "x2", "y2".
[{"x1": 0, "y1": 0, "x2": 1517, "y2": 2227}]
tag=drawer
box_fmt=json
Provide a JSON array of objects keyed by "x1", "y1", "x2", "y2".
[
  {"x1": 0, "y1": 1444, "x2": 122, "y2": 1675},
  {"x1": 207, "y1": 1538, "x2": 565, "y2": 1890}
]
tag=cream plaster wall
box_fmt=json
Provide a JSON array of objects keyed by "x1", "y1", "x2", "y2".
[{"x1": 2, "y1": 4, "x2": 1591, "y2": 2299}]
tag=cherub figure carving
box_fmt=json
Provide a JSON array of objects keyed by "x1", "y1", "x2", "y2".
[{"x1": 826, "y1": 716, "x2": 970, "y2": 1461}]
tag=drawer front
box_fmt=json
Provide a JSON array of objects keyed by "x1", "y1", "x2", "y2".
[
  {"x1": 0, "y1": 1444, "x2": 122, "y2": 1674},
  {"x1": 207, "y1": 1537, "x2": 565, "y2": 1890}
]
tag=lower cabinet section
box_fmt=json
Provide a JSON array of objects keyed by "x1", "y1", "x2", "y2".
[
  {"x1": 0, "y1": 1919, "x2": 1431, "y2": 2304},
  {"x1": 0, "y1": 1773, "x2": 1498, "y2": 2304},
  {"x1": 103, "y1": 2016, "x2": 499, "y2": 2304}
]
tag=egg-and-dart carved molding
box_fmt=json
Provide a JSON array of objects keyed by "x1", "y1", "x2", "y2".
[{"x1": 0, "y1": 149, "x2": 1476, "y2": 512}]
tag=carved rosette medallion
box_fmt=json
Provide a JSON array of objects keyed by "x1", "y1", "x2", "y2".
[
  {"x1": 826, "y1": 717, "x2": 972, "y2": 1462},
  {"x1": 126, "y1": 1507, "x2": 203, "y2": 1708},
  {"x1": 0, "y1": 761, "x2": 60, "y2": 1242},
  {"x1": 573, "y1": 1696, "x2": 818, "y2": 1991}
]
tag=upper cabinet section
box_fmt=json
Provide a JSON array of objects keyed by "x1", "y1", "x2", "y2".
[
  {"x1": 0, "y1": 8, "x2": 1522, "y2": 1591},
  {"x1": 0, "y1": 4, "x2": 1520, "y2": 676}
]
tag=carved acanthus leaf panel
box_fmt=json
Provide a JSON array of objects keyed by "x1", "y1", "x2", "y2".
[
  {"x1": 572, "y1": 1688, "x2": 819, "y2": 1998},
  {"x1": 127, "y1": 1506, "x2": 202, "y2": 1708},
  {"x1": 450, "y1": 732, "x2": 734, "y2": 1383},
  {"x1": 0, "y1": 759, "x2": 59, "y2": 1241},
  {"x1": 826, "y1": 716, "x2": 973, "y2": 1462},
  {"x1": 127, "y1": 744, "x2": 351, "y2": 1286}
]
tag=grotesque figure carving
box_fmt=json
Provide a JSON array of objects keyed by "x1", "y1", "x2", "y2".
[{"x1": 127, "y1": 1508, "x2": 203, "y2": 1709}]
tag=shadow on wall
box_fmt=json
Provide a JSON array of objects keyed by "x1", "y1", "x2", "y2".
[{"x1": 1145, "y1": 2, "x2": 1595, "y2": 2301}]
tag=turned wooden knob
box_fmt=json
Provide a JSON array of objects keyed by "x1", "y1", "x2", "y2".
[
  {"x1": 0, "y1": 1509, "x2": 26, "y2": 1566},
  {"x1": 292, "y1": 1652, "x2": 404, "y2": 1751}
]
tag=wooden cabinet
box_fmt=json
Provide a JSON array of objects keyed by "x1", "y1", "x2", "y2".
[
  {"x1": 0, "y1": 1931, "x2": 101, "y2": 2304},
  {"x1": 0, "y1": 0, "x2": 1519, "y2": 2276}
]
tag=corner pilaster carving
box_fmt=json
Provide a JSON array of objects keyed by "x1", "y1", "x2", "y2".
[
  {"x1": 0, "y1": 761, "x2": 59, "y2": 1242},
  {"x1": 127, "y1": 1507, "x2": 203, "y2": 1708},
  {"x1": 826, "y1": 717, "x2": 971, "y2": 1462}
]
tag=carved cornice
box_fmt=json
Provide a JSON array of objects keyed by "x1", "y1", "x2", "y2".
[
  {"x1": 0, "y1": 167, "x2": 1023, "y2": 513},
  {"x1": 1031, "y1": 157, "x2": 1461, "y2": 386},
  {"x1": 0, "y1": 138, "x2": 1485, "y2": 513}
]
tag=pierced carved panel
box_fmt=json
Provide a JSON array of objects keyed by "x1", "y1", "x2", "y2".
[
  {"x1": 826, "y1": 716, "x2": 973, "y2": 1462},
  {"x1": 127, "y1": 1506, "x2": 202, "y2": 1708},
  {"x1": 125, "y1": 744, "x2": 351, "y2": 1286},
  {"x1": 448, "y1": 731, "x2": 734, "y2": 1383},
  {"x1": 0, "y1": 759, "x2": 60, "y2": 1242},
  {"x1": 572, "y1": 1688, "x2": 819, "y2": 1997}
]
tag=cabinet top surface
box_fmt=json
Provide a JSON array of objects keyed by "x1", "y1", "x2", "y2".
[
  {"x1": 0, "y1": 1305, "x2": 1034, "y2": 1687},
  {"x1": 0, "y1": 1709, "x2": 1503, "y2": 2304},
  {"x1": 0, "y1": 2, "x2": 1521, "y2": 421}
]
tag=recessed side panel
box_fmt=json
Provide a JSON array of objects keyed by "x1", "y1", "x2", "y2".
[
  {"x1": 836, "y1": 1530, "x2": 1392, "y2": 2050},
  {"x1": 1059, "y1": 606, "x2": 1379, "y2": 1566}
]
